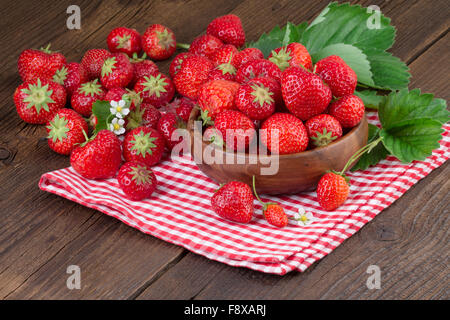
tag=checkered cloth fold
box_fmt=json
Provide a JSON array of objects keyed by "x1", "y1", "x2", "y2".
[{"x1": 39, "y1": 113, "x2": 450, "y2": 275}]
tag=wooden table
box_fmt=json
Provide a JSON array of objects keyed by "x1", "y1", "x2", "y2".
[{"x1": 0, "y1": 0, "x2": 448, "y2": 300}]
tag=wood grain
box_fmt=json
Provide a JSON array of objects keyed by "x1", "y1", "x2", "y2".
[{"x1": 0, "y1": 0, "x2": 448, "y2": 300}]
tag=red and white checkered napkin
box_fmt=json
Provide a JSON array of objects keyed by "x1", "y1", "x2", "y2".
[{"x1": 39, "y1": 114, "x2": 450, "y2": 275}]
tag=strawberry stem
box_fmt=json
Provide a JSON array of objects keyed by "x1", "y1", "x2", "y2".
[
  {"x1": 176, "y1": 43, "x2": 190, "y2": 50},
  {"x1": 339, "y1": 136, "x2": 383, "y2": 175}
]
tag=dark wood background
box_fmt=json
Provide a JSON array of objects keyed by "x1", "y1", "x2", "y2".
[{"x1": 0, "y1": 0, "x2": 448, "y2": 300}]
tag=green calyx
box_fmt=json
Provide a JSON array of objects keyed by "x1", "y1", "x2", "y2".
[
  {"x1": 101, "y1": 56, "x2": 117, "y2": 77},
  {"x1": 21, "y1": 79, "x2": 56, "y2": 114},
  {"x1": 129, "y1": 52, "x2": 147, "y2": 63},
  {"x1": 216, "y1": 62, "x2": 236, "y2": 75},
  {"x1": 268, "y1": 47, "x2": 292, "y2": 71},
  {"x1": 204, "y1": 127, "x2": 224, "y2": 147},
  {"x1": 199, "y1": 109, "x2": 214, "y2": 126},
  {"x1": 52, "y1": 66, "x2": 68, "y2": 84},
  {"x1": 142, "y1": 74, "x2": 167, "y2": 97},
  {"x1": 124, "y1": 89, "x2": 143, "y2": 108},
  {"x1": 250, "y1": 83, "x2": 274, "y2": 107},
  {"x1": 126, "y1": 105, "x2": 145, "y2": 130},
  {"x1": 311, "y1": 128, "x2": 338, "y2": 147},
  {"x1": 46, "y1": 114, "x2": 69, "y2": 143},
  {"x1": 156, "y1": 29, "x2": 175, "y2": 49},
  {"x1": 130, "y1": 131, "x2": 157, "y2": 157},
  {"x1": 129, "y1": 164, "x2": 152, "y2": 185},
  {"x1": 116, "y1": 34, "x2": 131, "y2": 49},
  {"x1": 79, "y1": 79, "x2": 103, "y2": 97},
  {"x1": 39, "y1": 43, "x2": 53, "y2": 54}
]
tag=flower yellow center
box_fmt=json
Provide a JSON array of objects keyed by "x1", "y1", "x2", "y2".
[
  {"x1": 114, "y1": 123, "x2": 120, "y2": 130},
  {"x1": 300, "y1": 215, "x2": 308, "y2": 222},
  {"x1": 117, "y1": 106, "x2": 122, "y2": 112}
]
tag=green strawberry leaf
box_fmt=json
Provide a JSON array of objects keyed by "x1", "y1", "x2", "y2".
[
  {"x1": 351, "y1": 124, "x2": 389, "y2": 171},
  {"x1": 354, "y1": 89, "x2": 386, "y2": 110},
  {"x1": 92, "y1": 100, "x2": 113, "y2": 134},
  {"x1": 247, "y1": 36, "x2": 283, "y2": 58},
  {"x1": 312, "y1": 43, "x2": 374, "y2": 86}
]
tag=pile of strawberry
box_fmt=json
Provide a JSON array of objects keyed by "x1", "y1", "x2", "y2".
[{"x1": 14, "y1": 14, "x2": 364, "y2": 228}]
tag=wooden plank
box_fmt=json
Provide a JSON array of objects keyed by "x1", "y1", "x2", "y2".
[{"x1": 136, "y1": 18, "x2": 450, "y2": 300}]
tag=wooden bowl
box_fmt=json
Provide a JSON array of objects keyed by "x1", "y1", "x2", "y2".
[{"x1": 187, "y1": 109, "x2": 368, "y2": 195}]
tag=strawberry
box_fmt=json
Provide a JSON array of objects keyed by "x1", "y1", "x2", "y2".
[
  {"x1": 160, "y1": 97, "x2": 195, "y2": 123},
  {"x1": 188, "y1": 34, "x2": 223, "y2": 59},
  {"x1": 53, "y1": 62, "x2": 89, "y2": 97},
  {"x1": 169, "y1": 52, "x2": 193, "y2": 79},
  {"x1": 214, "y1": 110, "x2": 255, "y2": 152},
  {"x1": 251, "y1": 176, "x2": 288, "y2": 228},
  {"x1": 314, "y1": 55, "x2": 357, "y2": 98},
  {"x1": 133, "y1": 73, "x2": 174, "y2": 108},
  {"x1": 71, "y1": 79, "x2": 107, "y2": 117},
  {"x1": 316, "y1": 172, "x2": 349, "y2": 211},
  {"x1": 81, "y1": 49, "x2": 111, "y2": 80},
  {"x1": 198, "y1": 80, "x2": 240, "y2": 121},
  {"x1": 281, "y1": 66, "x2": 331, "y2": 120},
  {"x1": 260, "y1": 113, "x2": 309, "y2": 155},
  {"x1": 123, "y1": 126, "x2": 165, "y2": 166},
  {"x1": 207, "y1": 60, "x2": 237, "y2": 82},
  {"x1": 236, "y1": 59, "x2": 281, "y2": 84},
  {"x1": 126, "y1": 102, "x2": 161, "y2": 131},
  {"x1": 210, "y1": 44, "x2": 239, "y2": 66},
  {"x1": 235, "y1": 79, "x2": 276, "y2": 120},
  {"x1": 142, "y1": 24, "x2": 176, "y2": 60},
  {"x1": 157, "y1": 112, "x2": 185, "y2": 150},
  {"x1": 210, "y1": 181, "x2": 254, "y2": 223},
  {"x1": 70, "y1": 130, "x2": 122, "y2": 179},
  {"x1": 46, "y1": 108, "x2": 88, "y2": 155},
  {"x1": 203, "y1": 126, "x2": 224, "y2": 147},
  {"x1": 206, "y1": 14, "x2": 245, "y2": 47},
  {"x1": 305, "y1": 114, "x2": 343, "y2": 147},
  {"x1": 329, "y1": 94, "x2": 365, "y2": 128},
  {"x1": 117, "y1": 161, "x2": 158, "y2": 201},
  {"x1": 107, "y1": 27, "x2": 142, "y2": 57},
  {"x1": 18, "y1": 44, "x2": 66, "y2": 83},
  {"x1": 268, "y1": 43, "x2": 312, "y2": 71},
  {"x1": 174, "y1": 55, "x2": 214, "y2": 100},
  {"x1": 14, "y1": 78, "x2": 66, "y2": 124},
  {"x1": 249, "y1": 77, "x2": 283, "y2": 109},
  {"x1": 233, "y1": 47, "x2": 264, "y2": 69},
  {"x1": 129, "y1": 53, "x2": 159, "y2": 87},
  {"x1": 100, "y1": 53, "x2": 134, "y2": 89}
]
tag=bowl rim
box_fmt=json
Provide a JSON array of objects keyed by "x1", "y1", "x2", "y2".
[{"x1": 188, "y1": 108, "x2": 367, "y2": 161}]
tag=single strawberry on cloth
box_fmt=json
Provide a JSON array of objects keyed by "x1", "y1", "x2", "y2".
[{"x1": 39, "y1": 114, "x2": 450, "y2": 275}]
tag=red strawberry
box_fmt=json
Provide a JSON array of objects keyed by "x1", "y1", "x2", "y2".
[
  {"x1": 235, "y1": 79, "x2": 276, "y2": 120},
  {"x1": 329, "y1": 94, "x2": 365, "y2": 128},
  {"x1": 268, "y1": 43, "x2": 312, "y2": 71},
  {"x1": 236, "y1": 59, "x2": 281, "y2": 84},
  {"x1": 18, "y1": 44, "x2": 67, "y2": 83},
  {"x1": 233, "y1": 47, "x2": 264, "y2": 69},
  {"x1": 314, "y1": 55, "x2": 357, "y2": 98},
  {"x1": 81, "y1": 49, "x2": 111, "y2": 80},
  {"x1": 133, "y1": 73, "x2": 175, "y2": 107},
  {"x1": 188, "y1": 34, "x2": 223, "y2": 59},
  {"x1": 161, "y1": 97, "x2": 196, "y2": 123},
  {"x1": 129, "y1": 53, "x2": 159, "y2": 87},
  {"x1": 157, "y1": 112, "x2": 186, "y2": 150},
  {"x1": 169, "y1": 52, "x2": 193, "y2": 79},
  {"x1": 100, "y1": 53, "x2": 134, "y2": 89},
  {"x1": 249, "y1": 77, "x2": 283, "y2": 109},
  {"x1": 70, "y1": 130, "x2": 122, "y2": 179},
  {"x1": 174, "y1": 55, "x2": 214, "y2": 100},
  {"x1": 305, "y1": 114, "x2": 343, "y2": 147},
  {"x1": 316, "y1": 172, "x2": 349, "y2": 211},
  {"x1": 53, "y1": 62, "x2": 89, "y2": 96},
  {"x1": 117, "y1": 161, "x2": 158, "y2": 201},
  {"x1": 126, "y1": 102, "x2": 161, "y2": 131},
  {"x1": 198, "y1": 80, "x2": 240, "y2": 121},
  {"x1": 107, "y1": 27, "x2": 142, "y2": 57},
  {"x1": 142, "y1": 24, "x2": 176, "y2": 60},
  {"x1": 281, "y1": 66, "x2": 331, "y2": 120},
  {"x1": 206, "y1": 14, "x2": 245, "y2": 47},
  {"x1": 123, "y1": 126, "x2": 165, "y2": 166},
  {"x1": 71, "y1": 79, "x2": 106, "y2": 117},
  {"x1": 45, "y1": 108, "x2": 88, "y2": 155},
  {"x1": 104, "y1": 87, "x2": 127, "y2": 102},
  {"x1": 214, "y1": 110, "x2": 256, "y2": 152},
  {"x1": 207, "y1": 61, "x2": 237, "y2": 82},
  {"x1": 210, "y1": 44, "x2": 239, "y2": 66},
  {"x1": 260, "y1": 113, "x2": 309, "y2": 155},
  {"x1": 211, "y1": 181, "x2": 254, "y2": 223},
  {"x1": 14, "y1": 78, "x2": 66, "y2": 124}
]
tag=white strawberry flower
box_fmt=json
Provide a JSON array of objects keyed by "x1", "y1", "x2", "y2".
[
  {"x1": 294, "y1": 207, "x2": 316, "y2": 226},
  {"x1": 110, "y1": 100, "x2": 130, "y2": 119},
  {"x1": 109, "y1": 117, "x2": 125, "y2": 135}
]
